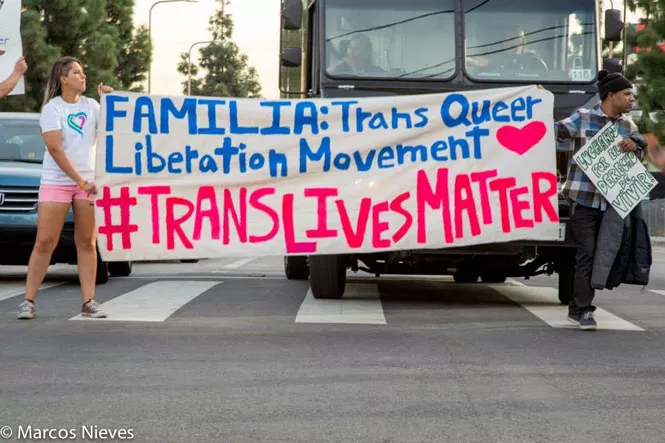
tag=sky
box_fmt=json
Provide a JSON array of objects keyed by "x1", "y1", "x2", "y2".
[{"x1": 134, "y1": 0, "x2": 280, "y2": 98}]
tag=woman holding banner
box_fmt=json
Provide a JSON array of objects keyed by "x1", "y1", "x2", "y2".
[{"x1": 18, "y1": 56, "x2": 113, "y2": 320}]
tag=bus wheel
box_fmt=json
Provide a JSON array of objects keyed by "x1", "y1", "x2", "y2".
[
  {"x1": 309, "y1": 255, "x2": 346, "y2": 299},
  {"x1": 284, "y1": 256, "x2": 309, "y2": 280}
]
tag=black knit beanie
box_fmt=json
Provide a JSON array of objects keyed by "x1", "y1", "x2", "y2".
[{"x1": 597, "y1": 69, "x2": 632, "y2": 99}]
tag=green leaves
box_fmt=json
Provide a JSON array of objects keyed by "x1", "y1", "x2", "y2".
[
  {"x1": 176, "y1": 0, "x2": 262, "y2": 98},
  {"x1": 627, "y1": 0, "x2": 665, "y2": 145},
  {"x1": 0, "y1": 0, "x2": 150, "y2": 112}
]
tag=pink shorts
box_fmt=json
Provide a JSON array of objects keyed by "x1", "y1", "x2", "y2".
[{"x1": 38, "y1": 184, "x2": 93, "y2": 203}]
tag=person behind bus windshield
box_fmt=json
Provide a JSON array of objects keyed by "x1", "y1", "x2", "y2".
[
  {"x1": 467, "y1": 26, "x2": 546, "y2": 72},
  {"x1": 329, "y1": 33, "x2": 384, "y2": 75}
]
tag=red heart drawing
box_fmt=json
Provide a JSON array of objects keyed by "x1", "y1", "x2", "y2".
[{"x1": 496, "y1": 121, "x2": 547, "y2": 155}]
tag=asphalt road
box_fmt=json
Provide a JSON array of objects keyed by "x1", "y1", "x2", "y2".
[{"x1": 2, "y1": 247, "x2": 665, "y2": 443}]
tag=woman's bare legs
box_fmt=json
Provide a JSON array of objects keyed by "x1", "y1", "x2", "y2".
[
  {"x1": 72, "y1": 198, "x2": 97, "y2": 303},
  {"x1": 24, "y1": 202, "x2": 70, "y2": 302}
]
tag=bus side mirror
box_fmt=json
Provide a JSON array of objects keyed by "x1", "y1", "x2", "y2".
[
  {"x1": 604, "y1": 9, "x2": 624, "y2": 42},
  {"x1": 282, "y1": 0, "x2": 302, "y2": 30},
  {"x1": 281, "y1": 47, "x2": 302, "y2": 68}
]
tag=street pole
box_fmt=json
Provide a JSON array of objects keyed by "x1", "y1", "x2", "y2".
[
  {"x1": 148, "y1": 0, "x2": 198, "y2": 94},
  {"x1": 188, "y1": 41, "x2": 213, "y2": 95}
]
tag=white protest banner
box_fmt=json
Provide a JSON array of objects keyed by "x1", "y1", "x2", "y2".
[
  {"x1": 0, "y1": 0, "x2": 24, "y2": 95},
  {"x1": 572, "y1": 122, "x2": 657, "y2": 219},
  {"x1": 94, "y1": 85, "x2": 560, "y2": 261}
]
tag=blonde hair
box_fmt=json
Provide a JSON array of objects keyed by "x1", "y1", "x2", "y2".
[{"x1": 42, "y1": 56, "x2": 83, "y2": 107}]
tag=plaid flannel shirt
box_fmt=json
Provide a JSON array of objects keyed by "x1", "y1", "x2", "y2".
[{"x1": 555, "y1": 104, "x2": 646, "y2": 211}]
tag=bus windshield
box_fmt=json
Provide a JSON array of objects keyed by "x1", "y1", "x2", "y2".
[
  {"x1": 324, "y1": 0, "x2": 456, "y2": 80},
  {"x1": 463, "y1": 0, "x2": 598, "y2": 82}
]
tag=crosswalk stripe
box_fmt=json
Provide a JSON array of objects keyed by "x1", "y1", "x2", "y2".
[
  {"x1": 224, "y1": 258, "x2": 256, "y2": 269},
  {"x1": 0, "y1": 281, "x2": 64, "y2": 302},
  {"x1": 69, "y1": 280, "x2": 220, "y2": 322},
  {"x1": 295, "y1": 283, "x2": 386, "y2": 325},
  {"x1": 649, "y1": 290, "x2": 665, "y2": 296},
  {"x1": 492, "y1": 283, "x2": 644, "y2": 331}
]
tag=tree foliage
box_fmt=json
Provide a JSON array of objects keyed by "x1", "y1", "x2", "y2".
[
  {"x1": 0, "y1": 0, "x2": 151, "y2": 112},
  {"x1": 176, "y1": 0, "x2": 261, "y2": 98},
  {"x1": 624, "y1": 0, "x2": 665, "y2": 144}
]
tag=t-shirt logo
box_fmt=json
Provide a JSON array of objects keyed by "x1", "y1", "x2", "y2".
[{"x1": 67, "y1": 112, "x2": 87, "y2": 135}]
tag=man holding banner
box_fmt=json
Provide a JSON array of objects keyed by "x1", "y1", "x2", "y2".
[
  {"x1": 555, "y1": 69, "x2": 648, "y2": 330},
  {"x1": 0, "y1": 56, "x2": 27, "y2": 98}
]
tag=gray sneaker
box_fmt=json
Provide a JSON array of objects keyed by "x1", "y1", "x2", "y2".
[
  {"x1": 81, "y1": 299, "x2": 107, "y2": 318},
  {"x1": 17, "y1": 300, "x2": 36, "y2": 320},
  {"x1": 579, "y1": 311, "x2": 597, "y2": 331},
  {"x1": 567, "y1": 313, "x2": 580, "y2": 325}
]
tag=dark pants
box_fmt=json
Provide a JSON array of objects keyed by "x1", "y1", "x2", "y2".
[{"x1": 569, "y1": 203, "x2": 604, "y2": 317}]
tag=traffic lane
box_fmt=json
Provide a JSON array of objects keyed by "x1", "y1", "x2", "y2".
[
  {"x1": 375, "y1": 278, "x2": 549, "y2": 330},
  {"x1": 2, "y1": 279, "x2": 665, "y2": 442},
  {"x1": 512, "y1": 245, "x2": 665, "y2": 330},
  {"x1": 2, "y1": 319, "x2": 665, "y2": 443}
]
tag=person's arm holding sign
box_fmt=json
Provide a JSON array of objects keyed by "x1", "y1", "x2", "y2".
[{"x1": 0, "y1": 56, "x2": 28, "y2": 98}]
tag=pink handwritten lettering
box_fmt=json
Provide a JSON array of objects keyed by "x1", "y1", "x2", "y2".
[{"x1": 305, "y1": 188, "x2": 338, "y2": 238}]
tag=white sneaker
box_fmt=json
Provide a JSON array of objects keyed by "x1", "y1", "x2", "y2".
[
  {"x1": 17, "y1": 300, "x2": 36, "y2": 320},
  {"x1": 81, "y1": 299, "x2": 107, "y2": 318}
]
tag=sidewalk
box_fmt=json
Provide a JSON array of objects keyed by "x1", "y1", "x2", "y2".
[{"x1": 653, "y1": 236, "x2": 665, "y2": 246}]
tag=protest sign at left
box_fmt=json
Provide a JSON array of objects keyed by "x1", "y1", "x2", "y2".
[{"x1": 0, "y1": 0, "x2": 25, "y2": 95}]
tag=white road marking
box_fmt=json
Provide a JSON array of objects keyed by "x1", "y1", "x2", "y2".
[
  {"x1": 295, "y1": 283, "x2": 386, "y2": 325},
  {"x1": 69, "y1": 280, "x2": 220, "y2": 322},
  {"x1": 0, "y1": 281, "x2": 65, "y2": 302},
  {"x1": 649, "y1": 290, "x2": 665, "y2": 296},
  {"x1": 493, "y1": 283, "x2": 644, "y2": 331},
  {"x1": 224, "y1": 258, "x2": 256, "y2": 269}
]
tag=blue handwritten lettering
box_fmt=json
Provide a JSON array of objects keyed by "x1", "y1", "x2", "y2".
[
  {"x1": 161, "y1": 97, "x2": 197, "y2": 135},
  {"x1": 440, "y1": 94, "x2": 471, "y2": 127},
  {"x1": 105, "y1": 135, "x2": 132, "y2": 174},
  {"x1": 229, "y1": 101, "x2": 259, "y2": 134},
  {"x1": 197, "y1": 99, "x2": 227, "y2": 135},
  {"x1": 392, "y1": 108, "x2": 412, "y2": 129},
  {"x1": 492, "y1": 101, "x2": 509, "y2": 122},
  {"x1": 294, "y1": 102, "x2": 319, "y2": 135},
  {"x1": 300, "y1": 137, "x2": 331, "y2": 172},
  {"x1": 331, "y1": 100, "x2": 358, "y2": 132},
  {"x1": 168, "y1": 152, "x2": 184, "y2": 173},
  {"x1": 260, "y1": 101, "x2": 292, "y2": 135},
  {"x1": 133, "y1": 96, "x2": 158, "y2": 134},
  {"x1": 134, "y1": 141, "x2": 142, "y2": 175},
  {"x1": 105, "y1": 95, "x2": 129, "y2": 132},
  {"x1": 414, "y1": 108, "x2": 429, "y2": 128},
  {"x1": 440, "y1": 94, "x2": 543, "y2": 128}
]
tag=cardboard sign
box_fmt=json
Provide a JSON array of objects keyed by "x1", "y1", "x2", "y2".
[
  {"x1": 573, "y1": 122, "x2": 657, "y2": 218},
  {"x1": 0, "y1": 0, "x2": 24, "y2": 95}
]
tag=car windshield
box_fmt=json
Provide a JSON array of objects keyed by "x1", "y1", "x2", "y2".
[
  {"x1": 463, "y1": 0, "x2": 598, "y2": 82},
  {"x1": 324, "y1": 0, "x2": 456, "y2": 80},
  {"x1": 0, "y1": 118, "x2": 45, "y2": 163}
]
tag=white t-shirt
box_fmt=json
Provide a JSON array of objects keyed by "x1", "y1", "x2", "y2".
[{"x1": 39, "y1": 95, "x2": 100, "y2": 185}]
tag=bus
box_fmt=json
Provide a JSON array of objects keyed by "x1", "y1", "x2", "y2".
[{"x1": 278, "y1": 0, "x2": 629, "y2": 304}]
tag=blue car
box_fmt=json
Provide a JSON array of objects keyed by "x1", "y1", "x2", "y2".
[{"x1": 0, "y1": 112, "x2": 132, "y2": 284}]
